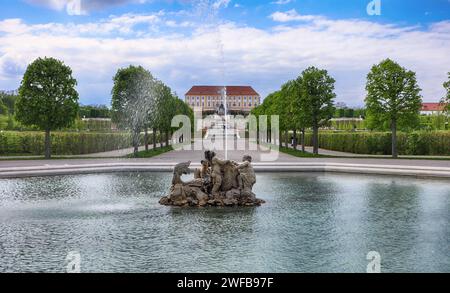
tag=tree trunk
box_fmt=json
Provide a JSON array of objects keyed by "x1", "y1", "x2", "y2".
[
  {"x1": 165, "y1": 130, "x2": 169, "y2": 147},
  {"x1": 144, "y1": 127, "x2": 149, "y2": 151},
  {"x1": 284, "y1": 130, "x2": 289, "y2": 148},
  {"x1": 133, "y1": 129, "x2": 139, "y2": 156},
  {"x1": 313, "y1": 125, "x2": 319, "y2": 155},
  {"x1": 301, "y1": 128, "x2": 306, "y2": 153},
  {"x1": 256, "y1": 127, "x2": 260, "y2": 144},
  {"x1": 391, "y1": 120, "x2": 398, "y2": 158},
  {"x1": 279, "y1": 130, "x2": 283, "y2": 148},
  {"x1": 152, "y1": 128, "x2": 157, "y2": 150},
  {"x1": 44, "y1": 129, "x2": 51, "y2": 159},
  {"x1": 293, "y1": 129, "x2": 297, "y2": 150},
  {"x1": 160, "y1": 131, "x2": 164, "y2": 149}
]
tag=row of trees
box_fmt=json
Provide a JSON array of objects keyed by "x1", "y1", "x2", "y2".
[
  {"x1": 333, "y1": 105, "x2": 365, "y2": 119},
  {"x1": 252, "y1": 66, "x2": 336, "y2": 155},
  {"x1": 14, "y1": 57, "x2": 190, "y2": 159},
  {"x1": 79, "y1": 105, "x2": 111, "y2": 118},
  {"x1": 111, "y1": 65, "x2": 193, "y2": 156},
  {"x1": 254, "y1": 59, "x2": 449, "y2": 158},
  {"x1": 0, "y1": 92, "x2": 18, "y2": 116}
]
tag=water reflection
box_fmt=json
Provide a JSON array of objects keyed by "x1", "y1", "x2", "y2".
[{"x1": 0, "y1": 172, "x2": 449, "y2": 272}]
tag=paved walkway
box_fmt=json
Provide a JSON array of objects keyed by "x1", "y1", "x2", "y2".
[
  {"x1": 298, "y1": 145, "x2": 449, "y2": 159},
  {"x1": 0, "y1": 138, "x2": 449, "y2": 169}
]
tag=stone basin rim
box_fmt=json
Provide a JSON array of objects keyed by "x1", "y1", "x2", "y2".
[{"x1": 0, "y1": 163, "x2": 449, "y2": 179}]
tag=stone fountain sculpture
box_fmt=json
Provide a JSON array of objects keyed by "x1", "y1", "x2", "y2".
[{"x1": 159, "y1": 151, "x2": 265, "y2": 207}]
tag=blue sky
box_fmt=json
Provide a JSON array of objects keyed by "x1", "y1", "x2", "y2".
[{"x1": 0, "y1": 0, "x2": 449, "y2": 106}]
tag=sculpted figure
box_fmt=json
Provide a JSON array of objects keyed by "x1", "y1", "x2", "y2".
[
  {"x1": 236, "y1": 155, "x2": 256, "y2": 196},
  {"x1": 221, "y1": 161, "x2": 239, "y2": 192},
  {"x1": 204, "y1": 151, "x2": 230, "y2": 196},
  {"x1": 172, "y1": 161, "x2": 191, "y2": 185},
  {"x1": 199, "y1": 160, "x2": 211, "y2": 179}
]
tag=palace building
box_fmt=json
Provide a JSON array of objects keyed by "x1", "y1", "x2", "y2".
[{"x1": 185, "y1": 86, "x2": 261, "y2": 115}]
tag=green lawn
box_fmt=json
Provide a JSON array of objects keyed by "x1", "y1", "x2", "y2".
[
  {"x1": 278, "y1": 146, "x2": 330, "y2": 158},
  {"x1": 260, "y1": 142, "x2": 329, "y2": 158}
]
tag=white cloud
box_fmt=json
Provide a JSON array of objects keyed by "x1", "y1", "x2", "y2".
[
  {"x1": 271, "y1": 0, "x2": 293, "y2": 5},
  {"x1": 0, "y1": 12, "x2": 164, "y2": 36},
  {"x1": 270, "y1": 9, "x2": 322, "y2": 22},
  {"x1": 0, "y1": 13, "x2": 448, "y2": 106},
  {"x1": 212, "y1": 0, "x2": 231, "y2": 10},
  {"x1": 26, "y1": 0, "x2": 151, "y2": 15}
]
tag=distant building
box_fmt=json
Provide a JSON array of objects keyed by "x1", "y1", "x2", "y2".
[
  {"x1": 421, "y1": 103, "x2": 447, "y2": 115},
  {"x1": 185, "y1": 86, "x2": 261, "y2": 115}
]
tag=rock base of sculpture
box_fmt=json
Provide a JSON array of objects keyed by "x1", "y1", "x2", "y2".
[
  {"x1": 159, "y1": 184, "x2": 265, "y2": 207},
  {"x1": 159, "y1": 151, "x2": 265, "y2": 208}
]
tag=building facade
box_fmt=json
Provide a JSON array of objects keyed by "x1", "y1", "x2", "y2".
[
  {"x1": 185, "y1": 86, "x2": 261, "y2": 115},
  {"x1": 421, "y1": 103, "x2": 447, "y2": 115}
]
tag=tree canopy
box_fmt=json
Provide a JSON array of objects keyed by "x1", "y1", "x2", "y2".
[
  {"x1": 16, "y1": 57, "x2": 79, "y2": 158},
  {"x1": 111, "y1": 65, "x2": 192, "y2": 154},
  {"x1": 16, "y1": 57, "x2": 79, "y2": 131},
  {"x1": 251, "y1": 66, "x2": 335, "y2": 154},
  {"x1": 79, "y1": 105, "x2": 111, "y2": 118},
  {"x1": 297, "y1": 67, "x2": 336, "y2": 154},
  {"x1": 365, "y1": 58, "x2": 422, "y2": 157}
]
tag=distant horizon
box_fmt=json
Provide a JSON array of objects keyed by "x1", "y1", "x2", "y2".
[{"x1": 1, "y1": 85, "x2": 445, "y2": 109}]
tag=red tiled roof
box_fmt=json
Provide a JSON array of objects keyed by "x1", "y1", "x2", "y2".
[
  {"x1": 186, "y1": 86, "x2": 259, "y2": 96},
  {"x1": 421, "y1": 103, "x2": 446, "y2": 111}
]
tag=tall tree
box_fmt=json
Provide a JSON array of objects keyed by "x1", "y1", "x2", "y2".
[
  {"x1": 299, "y1": 67, "x2": 336, "y2": 155},
  {"x1": 291, "y1": 75, "x2": 312, "y2": 152},
  {"x1": 111, "y1": 65, "x2": 157, "y2": 156},
  {"x1": 277, "y1": 85, "x2": 290, "y2": 148},
  {"x1": 365, "y1": 59, "x2": 422, "y2": 158},
  {"x1": 441, "y1": 72, "x2": 450, "y2": 113},
  {"x1": 16, "y1": 57, "x2": 79, "y2": 159},
  {"x1": 155, "y1": 83, "x2": 176, "y2": 148}
]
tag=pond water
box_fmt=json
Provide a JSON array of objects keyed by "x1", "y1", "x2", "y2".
[{"x1": 0, "y1": 172, "x2": 449, "y2": 273}]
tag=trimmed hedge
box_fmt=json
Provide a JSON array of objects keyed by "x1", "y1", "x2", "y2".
[
  {"x1": 0, "y1": 131, "x2": 156, "y2": 155},
  {"x1": 303, "y1": 131, "x2": 450, "y2": 156}
]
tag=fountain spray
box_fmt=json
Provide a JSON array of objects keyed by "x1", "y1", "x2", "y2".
[{"x1": 222, "y1": 86, "x2": 228, "y2": 160}]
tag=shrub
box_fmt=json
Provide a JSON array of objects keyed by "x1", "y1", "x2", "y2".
[
  {"x1": 302, "y1": 131, "x2": 449, "y2": 156},
  {"x1": 0, "y1": 131, "x2": 157, "y2": 155}
]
